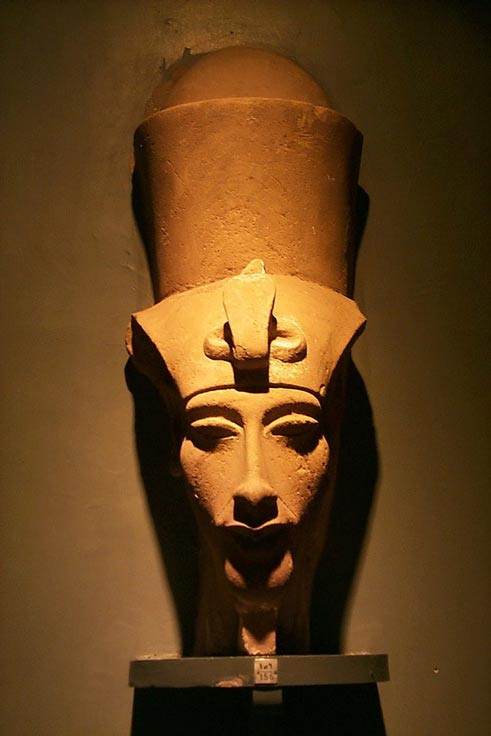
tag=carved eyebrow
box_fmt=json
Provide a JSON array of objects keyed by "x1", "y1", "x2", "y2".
[{"x1": 263, "y1": 401, "x2": 321, "y2": 426}]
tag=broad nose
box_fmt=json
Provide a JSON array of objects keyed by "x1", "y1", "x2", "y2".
[
  {"x1": 233, "y1": 433, "x2": 278, "y2": 528},
  {"x1": 233, "y1": 480, "x2": 278, "y2": 528}
]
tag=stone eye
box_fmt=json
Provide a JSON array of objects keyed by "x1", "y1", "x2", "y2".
[
  {"x1": 267, "y1": 414, "x2": 320, "y2": 438},
  {"x1": 188, "y1": 417, "x2": 240, "y2": 442}
]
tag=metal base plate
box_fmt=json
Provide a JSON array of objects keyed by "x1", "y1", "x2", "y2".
[{"x1": 130, "y1": 653, "x2": 389, "y2": 689}]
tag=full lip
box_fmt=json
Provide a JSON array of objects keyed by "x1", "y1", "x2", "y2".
[{"x1": 219, "y1": 522, "x2": 294, "y2": 562}]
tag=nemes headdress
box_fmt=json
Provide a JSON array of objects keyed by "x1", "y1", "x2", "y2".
[{"x1": 126, "y1": 47, "x2": 366, "y2": 405}]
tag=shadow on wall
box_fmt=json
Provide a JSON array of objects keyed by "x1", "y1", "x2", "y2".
[
  {"x1": 125, "y1": 360, "x2": 199, "y2": 656},
  {"x1": 307, "y1": 185, "x2": 379, "y2": 652},
  {"x1": 310, "y1": 358, "x2": 379, "y2": 653}
]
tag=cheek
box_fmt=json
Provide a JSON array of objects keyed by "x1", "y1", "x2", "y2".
[
  {"x1": 267, "y1": 437, "x2": 330, "y2": 507},
  {"x1": 179, "y1": 440, "x2": 236, "y2": 516}
]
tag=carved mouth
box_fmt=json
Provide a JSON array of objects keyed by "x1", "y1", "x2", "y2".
[{"x1": 221, "y1": 523, "x2": 293, "y2": 563}]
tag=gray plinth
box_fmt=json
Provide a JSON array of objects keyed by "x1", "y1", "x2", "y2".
[{"x1": 129, "y1": 653, "x2": 389, "y2": 689}]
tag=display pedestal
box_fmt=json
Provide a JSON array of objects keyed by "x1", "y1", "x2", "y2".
[{"x1": 130, "y1": 654, "x2": 389, "y2": 735}]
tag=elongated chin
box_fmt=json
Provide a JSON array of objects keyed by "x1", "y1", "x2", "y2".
[{"x1": 224, "y1": 549, "x2": 294, "y2": 605}]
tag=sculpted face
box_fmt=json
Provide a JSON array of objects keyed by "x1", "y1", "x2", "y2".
[
  {"x1": 179, "y1": 387, "x2": 330, "y2": 605},
  {"x1": 129, "y1": 263, "x2": 366, "y2": 653}
]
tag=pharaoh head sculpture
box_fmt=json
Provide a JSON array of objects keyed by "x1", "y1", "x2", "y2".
[{"x1": 127, "y1": 47, "x2": 365, "y2": 656}]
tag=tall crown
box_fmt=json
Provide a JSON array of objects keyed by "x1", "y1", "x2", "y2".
[
  {"x1": 128, "y1": 47, "x2": 365, "y2": 403},
  {"x1": 133, "y1": 47, "x2": 362, "y2": 300}
]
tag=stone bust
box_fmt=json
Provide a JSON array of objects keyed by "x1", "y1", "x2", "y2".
[{"x1": 127, "y1": 47, "x2": 364, "y2": 656}]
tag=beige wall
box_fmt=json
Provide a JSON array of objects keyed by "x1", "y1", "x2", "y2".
[{"x1": 1, "y1": 1, "x2": 489, "y2": 734}]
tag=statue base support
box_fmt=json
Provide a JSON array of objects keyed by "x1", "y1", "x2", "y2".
[
  {"x1": 129, "y1": 654, "x2": 389, "y2": 735},
  {"x1": 130, "y1": 653, "x2": 388, "y2": 688}
]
